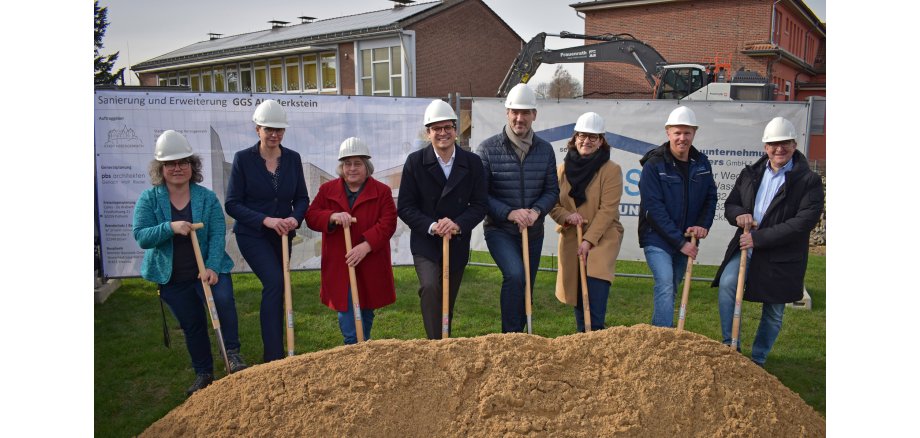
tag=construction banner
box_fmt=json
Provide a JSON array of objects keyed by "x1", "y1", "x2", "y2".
[
  {"x1": 95, "y1": 90, "x2": 431, "y2": 278},
  {"x1": 470, "y1": 98, "x2": 811, "y2": 265}
]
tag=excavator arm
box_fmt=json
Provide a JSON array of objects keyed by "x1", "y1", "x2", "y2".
[{"x1": 496, "y1": 31, "x2": 668, "y2": 97}]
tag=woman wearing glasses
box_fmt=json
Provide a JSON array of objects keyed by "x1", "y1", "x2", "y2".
[
  {"x1": 225, "y1": 100, "x2": 309, "y2": 362},
  {"x1": 133, "y1": 130, "x2": 247, "y2": 396},
  {"x1": 549, "y1": 112, "x2": 624, "y2": 332}
]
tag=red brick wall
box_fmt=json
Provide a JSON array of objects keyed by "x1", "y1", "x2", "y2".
[
  {"x1": 138, "y1": 72, "x2": 158, "y2": 87},
  {"x1": 408, "y1": 0, "x2": 522, "y2": 98},
  {"x1": 582, "y1": 0, "x2": 772, "y2": 98},
  {"x1": 338, "y1": 42, "x2": 356, "y2": 95}
]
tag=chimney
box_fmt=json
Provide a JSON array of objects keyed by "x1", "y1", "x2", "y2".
[
  {"x1": 298, "y1": 16, "x2": 316, "y2": 24},
  {"x1": 268, "y1": 20, "x2": 290, "y2": 29},
  {"x1": 207, "y1": 33, "x2": 223, "y2": 40},
  {"x1": 390, "y1": 0, "x2": 415, "y2": 8}
]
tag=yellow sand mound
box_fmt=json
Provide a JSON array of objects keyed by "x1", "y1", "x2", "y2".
[{"x1": 142, "y1": 325, "x2": 824, "y2": 437}]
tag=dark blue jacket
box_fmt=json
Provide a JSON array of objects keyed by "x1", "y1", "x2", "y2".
[
  {"x1": 638, "y1": 142, "x2": 717, "y2": 253},
  {"x1": 476, "y1": 129, "x2": 559, "y2": 237},
  {"x1": 225, "y1": 143, "x2": 310, "y2": 238},
  {"x1": 397, "y1": 144, "x2": 488, "y2": 269}
]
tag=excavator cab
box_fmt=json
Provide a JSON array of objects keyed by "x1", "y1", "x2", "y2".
[{"x1": 654, "y1": 64, "x2": 707, "y2": 100}]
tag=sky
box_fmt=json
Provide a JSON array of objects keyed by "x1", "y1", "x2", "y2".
[{"x1": 100, "y1": 0, "x2": 826, "y2": 88}]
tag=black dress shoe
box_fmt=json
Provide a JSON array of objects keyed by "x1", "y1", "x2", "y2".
[{"x1": 186, "y1": 373, "x2": 214, "y2": 396}]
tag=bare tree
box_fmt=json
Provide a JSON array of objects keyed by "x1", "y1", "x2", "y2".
[{"x1": 534, "y1": 66, "x2": 582, "y2": 100}]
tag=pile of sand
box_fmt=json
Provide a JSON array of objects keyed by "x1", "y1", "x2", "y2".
[{"x1": 142, "y1": 325, "x2": 824, "y2": 437}]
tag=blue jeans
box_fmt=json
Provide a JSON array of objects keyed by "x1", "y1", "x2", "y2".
[
  {"x1": 236, "y1": 233, "x2": 288, "y2": 362},
  {"x1": 644, "y1": 245, "x2": 688, "y2": 328},
  {"x1": 484, "y1": 228, "x2": 543, "y2": 333},
  {"x1": 574, "y1": 277, "x2": 610, "y2": 332},
  {"x1": 159, "y1": 273, "x2": 241, "y2": 375},
  {"x1": 717, "y1": 251, "x2": 786, "y2": 365},
  {"x1": 337, "y1": 289, "x2": 375, "y2": 345}
]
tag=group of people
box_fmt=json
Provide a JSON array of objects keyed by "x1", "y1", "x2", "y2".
[{"x1": 132, "y1": 83, "x2": 823, "y2": 397}]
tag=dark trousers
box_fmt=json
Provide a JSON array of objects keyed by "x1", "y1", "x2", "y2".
[
  {"x1": 159, "y1": 273, "x2": 240, "y2": 374},
  {"x1": 413, "y1": 255, "x2": 465, "y2": 339},
  {"x1": 236, "y1": 233, "x2": 288, "y2": 362},
  {"x1": 574, "y1": 276, "x2": 611, "y2": 332},
  {"x1": 484, "y1": 228, "x2": 543, "y2": 333}
]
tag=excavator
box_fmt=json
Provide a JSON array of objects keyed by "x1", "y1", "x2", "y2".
[{"x1": 497, "y1": 32, "x2": 773, "y2": 101}]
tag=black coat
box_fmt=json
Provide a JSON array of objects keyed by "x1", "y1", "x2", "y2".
[
  {"x1": 397, "y1": 144, "x2": 488, "y2": 271},
  {"x1": 711, "y1": 150, "x2": 824, "y2": 303}
]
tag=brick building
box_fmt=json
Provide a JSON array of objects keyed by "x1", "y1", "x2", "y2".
[
  {"x1": 570, "y1": 0, "x2": 825, "y2": 158},
  {"x1": 130, "y1": 0, "x2": 522, "y2": 99}
]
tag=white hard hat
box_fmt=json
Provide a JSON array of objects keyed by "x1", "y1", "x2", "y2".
[
  {"x1": 338, "y1": 137, "x2": 372, "y2": 160},
  {"x1": 505, "y1": 83, "x2": 537, "y2": 110},
  {"x1": 424, "y1": 99, "x2": 457, "y2": 126},
  {"x1": 664, "y1": 106, "x2": 698, "y2": 128},
  {"x1": 761, "y1": 117, "x2": 797, "y2": 142},
  {"x1": 252, "y1": 99, "x2": 289, "y2": 128},
  {"x1": 574, "y1": 112, "x2": 605, "y2": 134},
  {"x1": 154, "y1": 130, "x2": 193, "y2": 161}
]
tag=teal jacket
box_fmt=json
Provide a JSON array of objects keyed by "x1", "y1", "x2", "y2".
[{"x1": 132, "y1": 183, "x2": 234, "y2": 284}]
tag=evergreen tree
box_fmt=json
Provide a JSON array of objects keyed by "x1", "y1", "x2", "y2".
[{"x1": 94, "y1": 1, "x2": 125, "y2": 85}]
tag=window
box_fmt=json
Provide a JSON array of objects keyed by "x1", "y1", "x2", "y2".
[
  {"x1": 253, "y1": 61, "x2": 267, "y2": 93},
  {"x1": 202, "y1": 68, "x2": 213, "y2": 92},
  {"x1": 189, "y1": 69, "x2": 200, "y2": 92},
  {"x1": 302, "y1": 54, "x2": 318, "y2": 91},
  {"x1": 214, "y1": 67, "x2": 225, "y2": 92},
  {"x1": 321, "y1": 53, "x2": 337, "y2": 92},
  {"x1": 269, "y1": 58, "x2": 283, "y2": 92},
  {"x1": 152, "y1": 51, "x2": 340, "y2": 94},
  {"x1": 226, "y1": 65, "x2": 238, "y2": 92},
  {"x1": 285, "y1": 56, "x2": 301, "y2": 92},
  {"x1": 360, "y1": 45, "x2": 403, "y2": 96},
  {"x1": 242, "y1": 63, "x2": 254, "y2": 92}
]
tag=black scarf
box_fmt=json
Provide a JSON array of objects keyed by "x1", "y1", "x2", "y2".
[{"x1": 564, "y1": 147, "x2": 610, "y2": 207}]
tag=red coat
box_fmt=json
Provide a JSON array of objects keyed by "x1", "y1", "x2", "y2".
[{"x1": 305, "y1": 177, "x2": 397, "y2": 311}]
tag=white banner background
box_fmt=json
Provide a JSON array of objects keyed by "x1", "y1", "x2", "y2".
[
  {"x1": 469, "y1": 98, "x2": 810, "y2": 266},
  {"x1": 96, "y1": 90, "x2": 809, "y2": 277}
]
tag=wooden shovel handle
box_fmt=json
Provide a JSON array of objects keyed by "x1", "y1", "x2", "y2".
[
  {"x1": 282, "y1": 235, "x2": 294, "y2": 356},
  {"x1": 522, "y1": 227, "x2": 532, "y2": 335},
  {"x1": 730, "y1": 224, "x2": 751, "y2": 350},
  {"x1": 576, "y1": 224, "x2": 591, "y2": 332},
  {"x1": 343, "y1": 225, "x2": 365, "y2": 342},
  {"x1": 188, "y1": 223, "x2": 231, "y2": 374},
  {"x1": 676, "y1": 234, "x2": 697, "y2": 332},
  {"x1": 442, "y1": 234, "x2": 450, "y2": 339}
]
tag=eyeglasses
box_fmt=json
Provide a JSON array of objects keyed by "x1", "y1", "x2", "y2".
[
  {"x1": 576, "y1": 133, "x2": 601, "y2": 142},
  {"x1": 766, "y1": 141, "x2": 795, "y2": 150},
  {"x1": 261, "y1": 127, "x2": 285, "y2": 135},
  {"x1": 163, "y1": 160, "x2": 190, "y2": 170},
  {"x1": 428, "y1": 125, "x2": 455, "y2": 134}
]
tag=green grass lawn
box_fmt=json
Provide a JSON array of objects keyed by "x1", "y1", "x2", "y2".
[{"x1": 95, "y1": 254, "x2": 825, "y2": 437}]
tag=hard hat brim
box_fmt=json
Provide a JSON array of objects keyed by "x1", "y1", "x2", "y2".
[
  {"x1": 155, "y1": 151, "x2": 194, "y2": 161},
  {"x1": 505, "y1": 104, "x2": 537, "y2": 110},
  {"x1": 257, "y1": 122, "x2": 290, "y2": 129}
]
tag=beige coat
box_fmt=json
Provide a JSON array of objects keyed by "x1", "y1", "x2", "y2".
[{"x1": 549, "y1": 160, "x2": 624, "y2": 306}]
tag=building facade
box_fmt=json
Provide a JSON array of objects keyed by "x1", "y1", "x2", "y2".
[
  {"x1": 570, "y1": 0, "x2": 825, "y2": 158},
  {"x1": 131, "y1": 0, "x2": 522, "y2": 99}
]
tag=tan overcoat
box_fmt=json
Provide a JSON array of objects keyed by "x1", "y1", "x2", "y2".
[{"x1": 549, "y1": 160, "x2": 624, "y2": 306}]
